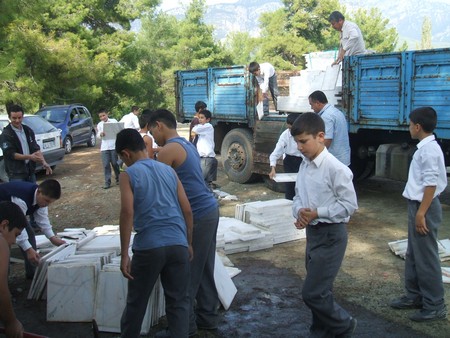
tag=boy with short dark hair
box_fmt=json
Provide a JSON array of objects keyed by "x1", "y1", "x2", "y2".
[
  {"x1": 0, "y1": 201, "x2": 27, "y2": 337},
  {"x1": 116, "y1": 128, "x2": 193, "y2": 337},
  {"x1": 269, "y1": 113, "x2": 302, "y2": 200},
  {"x1": 190, "y1": 101, "x2": 207, "y2": 144},
  {"x1": 97, "y1": 109, "x2": 121, "y2": 189},
  {"x1": 249, "y1": 61, "x2": 279, "y2": 113},
  {"x1": 291, "y1": 112, "x2": 358, "y2": 337},
  {"x1": 148, "y1": 109, "x2": 220, "y2": 336},
  {"x1": 191, "y1": 110, "x2": 218, "y2": 190},
  {"x1": 0, "y1": 179, "x2": 65, "y2": 279},
  {"x1": 390, "y1": 106, "x2": 448, "y2": 321}
]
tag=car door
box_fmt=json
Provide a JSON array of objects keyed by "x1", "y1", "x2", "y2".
[
  {"x1": 75, "y1": 107, "x2": 91, "y2": 143},
  {"x1": 68, "y1": 107, "x2": 84, "y2": 144}
]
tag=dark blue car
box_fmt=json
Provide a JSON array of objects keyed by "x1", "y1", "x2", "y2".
[{"x1": 36, "y1": 104, "x2": 96, "y2": 153}]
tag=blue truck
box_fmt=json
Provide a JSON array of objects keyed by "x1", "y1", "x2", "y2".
[{"x1": 175, "y1": 48, "x2": 450, "y2": 185}]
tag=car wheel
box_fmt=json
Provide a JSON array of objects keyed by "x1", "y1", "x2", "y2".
[
  {"x1": 87, "y1": 130, "x2": 96, "y2": 147},
  {"x1": 64, "y1": 137, "x2": 73, "y2": 154}
]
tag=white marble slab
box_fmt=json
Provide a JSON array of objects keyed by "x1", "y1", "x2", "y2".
[
  {"x1": 94, "y1": 269, "x2": 164, "y2": 333},
  {"x1": 47, "y1": 261, "x2": 100, "y2": 321},
  {"x1": 214, "y1": 253, "x2": 237, "y2": 310}
]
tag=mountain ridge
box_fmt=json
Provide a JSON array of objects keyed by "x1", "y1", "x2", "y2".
[{"x1": 164, "y1": 0, "x2": 450, "y2": 48}]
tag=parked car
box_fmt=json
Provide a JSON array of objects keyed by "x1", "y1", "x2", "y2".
[
  {"x1": 36, "y1": 104, "x2": 96, "y2": 153},
  {"x1": 0, "y1": 114, "x2": 65, "y2": 173}
]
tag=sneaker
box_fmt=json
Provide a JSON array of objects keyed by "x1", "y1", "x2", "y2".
[
  {"x1": 390, "y1": 296, "x2": 422, "y2": 309},
  {"x1": 336, "y1": 317, "x2": 357, "y2": 338},
  {"x1": 409, "y1": 306, "x2": 447, "y2": 322},
  {"x1": 103, "y1": 184, "x2": 111, "y2": 189}
]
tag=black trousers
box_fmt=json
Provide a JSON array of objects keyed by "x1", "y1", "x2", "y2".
[{"x1": 283, "y1": 155, "x2": 302, "y2": 200}]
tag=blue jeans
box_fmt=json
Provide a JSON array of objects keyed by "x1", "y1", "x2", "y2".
[
  {"x1": 121, "y1": 245, "x2": 190, "y2": 338},
  {"x1": 101, "y1": 149, "x2": 120, "y2": 186},
  {"x1": 189, "y1": 206, "x2": 220, "y2": 334}
]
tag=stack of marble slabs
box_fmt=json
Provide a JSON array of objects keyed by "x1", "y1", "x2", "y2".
[
  {"x1": 236, "y1": 199, "x2": 306, "y2": 245},
  {"x1": 28, "y1": 243, "x2": 77, "y2": 300},
  {"x1": 216, "y1": 217, "x2": 273, "y2": 254},
  {"x1": 388, "y1": 238, "x2": 450, "y2": 261},
  {"x1": 93, "y1": 258, "x2": 165, "y2": 334}
]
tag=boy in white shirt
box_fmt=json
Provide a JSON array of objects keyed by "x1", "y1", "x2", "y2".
[
  {"x1": 269, "y1": 113, "x2": 302, "y2": 200},
  {"x1": 291, "y1": 112, "x2": 358, "y2": 337},
  {"x1": 191, "y1": 110, "x2": 218, "y2": 190},
  {"x1": 97, "y1": 109, "x2": 120, "y2": 189},
  {"x1": 249, "y1": 61, "x2": 279, "y2": 114},
  {"x1": 390, "y1": 107, "x2": 447, "y2": 322}
]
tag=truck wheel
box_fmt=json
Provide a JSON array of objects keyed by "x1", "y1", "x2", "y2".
[{"x1": 221, "y1": 128, "x2": 257, "y2": 183}]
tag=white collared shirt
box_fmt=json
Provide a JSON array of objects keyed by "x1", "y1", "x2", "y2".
[
  {"x1": 341, "y1": 20, "x2": 366, "y2": 56},
  {"x1": 192, "y1": 123, "x2": 215, "y2": 157},
  {"x1": 120, "y1": 112, "x2": 140, "y2": 130},
  {"x1": 269, "y1": 129, "x2": 303, "y2": 167},
  {"x1": 255, "y1": 63, "x2": 275, "y2": 94},
  {"x1": 402, "y1": 135, "x2": 447, "y2": 201},
  {"x1": 13, "y1": 191, "x2": 54, "y2": 251},
  {"x1": 292, "y1": 148, "x2": 358, "y2": 224}
]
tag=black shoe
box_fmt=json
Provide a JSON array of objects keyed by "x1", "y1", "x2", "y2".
[
  {"x1": 390, "y1": 296, "x2": 422, "y2": 309},
  {"x1": 409, "y1": 307, "x2": 447, "y2": 322},
  {"x1": 336, "y1": 317, "x2": 357, "y2": 338},
  {"x1": 103, "y1": 184, "x2": 110, "y2": 189}
]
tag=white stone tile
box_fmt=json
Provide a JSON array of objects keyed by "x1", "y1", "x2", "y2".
[
  {"x1": 214, "y1": 253, "x2": 237, "y2": 310},
  {"x1": 47, "y1": 261, "x2": 100, "y2": 322}
]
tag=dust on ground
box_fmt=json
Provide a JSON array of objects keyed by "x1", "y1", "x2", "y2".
[{"x1": 7, "y1": 136, "x2": 450, "y2": 338}]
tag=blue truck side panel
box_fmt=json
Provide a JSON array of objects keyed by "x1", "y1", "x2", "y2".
[
  {"x1": 175, "y1": 66, "x2": 257, "y2": 125},
  {"x1": 345, "y1": 48, "x2": 450, "y2": 139}
]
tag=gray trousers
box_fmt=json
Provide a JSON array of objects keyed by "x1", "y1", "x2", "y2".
[
  {"x1": 101, "y1": 149, "x2": 120, "y2": 185},
  {"x1": 121, "y1": 246, "x2": 190, "y2": 338},
  {"x1": 263, "y1": 73, "x2": 279, "y2": 113},
  {"x1": 302, "y1": 223, "x2": 351, "y2": 338},
  {"x1": 405, "y1": 198, "x2": 445, "y2": 310},
  {"x1": 189, "y1": 207, "x2": 220, "y2": 335},
  {"x1": 200, "y1": 157, "x2": 218, "y2": 183}
]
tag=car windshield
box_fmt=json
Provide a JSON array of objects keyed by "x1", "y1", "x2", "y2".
[
  {"x1": 37, "y1": 108, "x2": 67, "y2": 123},
  {"x1": 23, "y1": 116, "x2": 58, "y2": 133}
]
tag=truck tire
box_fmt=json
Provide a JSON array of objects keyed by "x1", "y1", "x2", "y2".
[{"x1": 221, "y1": 128, "x2": 257, "y2": 183}]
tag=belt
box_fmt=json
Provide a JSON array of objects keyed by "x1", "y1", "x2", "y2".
[{"x1": 309, "y1": 222, "x2": 334, "y2": 229}]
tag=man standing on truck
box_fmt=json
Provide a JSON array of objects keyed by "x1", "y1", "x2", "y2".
[
  {"x1": 249, "y1": 61, "x2": 279, "y2": 114},
  {"x1": 329, "y1": 11, "x2": 366, "y2": 65},
  {"x1": 309, "y1": 90, "x2": 350, "y2": 166}
]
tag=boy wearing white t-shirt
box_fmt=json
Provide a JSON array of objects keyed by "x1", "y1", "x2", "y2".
[{"x1": 191, "y1": 110, "x2": 218, "y2": 190}]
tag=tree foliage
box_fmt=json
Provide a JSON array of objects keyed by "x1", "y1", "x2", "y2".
[
  {"x1": 351, "y1": 8, "x2": 400, "y2": 53},
  {"x1": 0, "y1": 0, "x2": 411, "y2": 115},
  {"x1": 419, "y1": 16, "x2": 432, "y2": 50}
]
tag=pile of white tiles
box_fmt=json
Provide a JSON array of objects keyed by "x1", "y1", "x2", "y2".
[
  {"x1": 216, "y1": 217, "x2": 273, "y2": 254},
  {"x1": 388, "y1": 238, "x2": 450, "y2": 261},
  {"x1": 32, "y1": 225, "x2": 238, "y2": 334},
  {"x1": 236, "y1": 199, "x2": 306, "y2": 245}
]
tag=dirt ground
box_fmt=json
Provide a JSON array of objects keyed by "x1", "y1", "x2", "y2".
[{"x1": 6, "y1": 130, "x2": 450, "y2": 338}]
